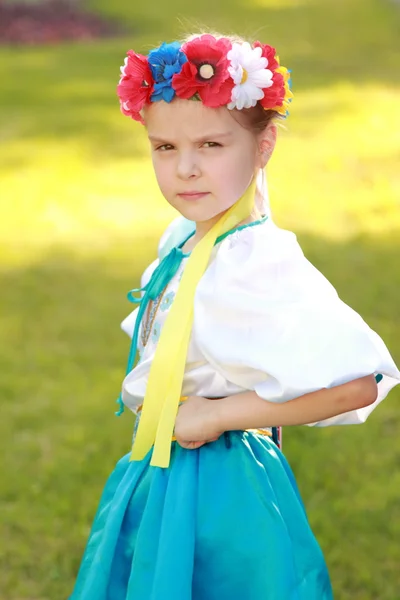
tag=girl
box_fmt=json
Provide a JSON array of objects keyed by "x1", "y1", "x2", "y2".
[{"x1": 70, "y1": 33, "x2": 400, "y2": 599}]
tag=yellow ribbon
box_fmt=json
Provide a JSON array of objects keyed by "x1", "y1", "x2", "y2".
[{"x1": 129, "y1": 177, "x2": 257, "y2": 468}]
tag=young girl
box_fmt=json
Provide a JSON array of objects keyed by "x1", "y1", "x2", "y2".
[{"x1": 70, "y1": 33, "x2": 400, "y2": 599}]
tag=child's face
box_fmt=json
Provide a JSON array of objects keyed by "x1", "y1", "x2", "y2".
[{"x1": 145, "y1": 98, "x2": 261, "y2": 224}]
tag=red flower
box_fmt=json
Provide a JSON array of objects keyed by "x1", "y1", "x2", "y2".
[
  {"x1": 260, "y1": 71, "x2": 285, "y2": 109},
  {"x1": 253, "y1": 41, "x2": 285, "y2": 109},
  {"x1": 117, "y1": 51, "x2": 154, "y2": 123},
  {"x1": 172, "y1": 35, "x2": 234, "y2": 108}
]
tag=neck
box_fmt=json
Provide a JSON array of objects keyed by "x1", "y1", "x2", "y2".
[{"x1": 185, "y1": 206, "x2": 261, "y2": 252}]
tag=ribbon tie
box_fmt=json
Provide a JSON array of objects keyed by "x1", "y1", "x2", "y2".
[{"x1": 115, "y1": 247, "x2": 184, "y2": 416}]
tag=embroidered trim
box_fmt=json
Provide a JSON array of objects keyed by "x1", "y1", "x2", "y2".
[{"x1": 140, "y1": 285, "x2": 168, "y2": 348}]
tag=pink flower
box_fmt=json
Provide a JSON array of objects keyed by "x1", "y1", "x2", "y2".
[{"x1": 117, "y1": 51, "x2": 154, "y2": 123}]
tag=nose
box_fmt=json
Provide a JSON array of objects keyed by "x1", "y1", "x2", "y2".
[{"x1": 176, "y1": 151, "x2": 201, "y2": 180}]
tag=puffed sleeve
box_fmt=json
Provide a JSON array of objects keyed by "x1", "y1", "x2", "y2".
[
  {"x1": 121, "y1": 216, "x2": 195, "y2": 338},
  {"x1": 193, "y1": 219, "x2": 400, "y2": 426}
]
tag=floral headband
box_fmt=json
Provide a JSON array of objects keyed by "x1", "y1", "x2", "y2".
[{"x1": 117, "y1": 34, "x2": 293, "y2": 124}]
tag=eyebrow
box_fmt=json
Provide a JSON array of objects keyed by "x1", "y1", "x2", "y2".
[{"x1": 148, "y1": 132, "x2": 233, "y2": 144}]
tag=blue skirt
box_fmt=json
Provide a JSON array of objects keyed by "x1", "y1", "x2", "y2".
[{"x1": 70, "y1": 431, "x2": 333, "y2": 599}]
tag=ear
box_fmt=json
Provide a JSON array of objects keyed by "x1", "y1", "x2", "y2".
[{"x1": 257, "y1": 123, "x2": 277, "y2": 169}]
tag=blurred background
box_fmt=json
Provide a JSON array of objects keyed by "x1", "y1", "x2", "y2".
[{"x1": 0, "y1": 0, "x2": 399, "y2": 597}]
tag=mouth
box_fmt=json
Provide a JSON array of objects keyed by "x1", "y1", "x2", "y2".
[{"x1": 177, "y1": 192, "x2": 210, "y2": 201}]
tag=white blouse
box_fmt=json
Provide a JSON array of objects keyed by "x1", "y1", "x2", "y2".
[{"x1": 121, "y1": 216, "x2": 400, "y2": 427}]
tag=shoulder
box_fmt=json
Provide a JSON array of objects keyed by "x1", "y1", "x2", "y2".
[
  {"x1": 204, "y1": 217, "x2": 303, "y2": 279},
  {"x1": 213, "y1": 218, "x2": 303, "y2": 271},
  {"x1": 199, "y1": 217, "x2": 338, "y2": 303}
]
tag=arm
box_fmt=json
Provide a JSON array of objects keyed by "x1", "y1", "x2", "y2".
[
  {"x1": 214, "y1": 374, "x2": 378, "y2": 431},
  {"x1": 173, "y1": 375, "x2": 378, "y2": 448}
]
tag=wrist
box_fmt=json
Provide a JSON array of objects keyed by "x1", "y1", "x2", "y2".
[
  {"x1": 208, "y1": 397, "x2": 228, "y2": 435},
  {"x1": 213, "y1": 393, "x2": 253, "y2": 432}
]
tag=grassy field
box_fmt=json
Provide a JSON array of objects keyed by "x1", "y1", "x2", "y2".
[{"x1": 1, "y1": 0, "x2": 399, "y2": 598}]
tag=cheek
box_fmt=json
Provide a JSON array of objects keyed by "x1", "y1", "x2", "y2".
[
  {"x1": 152, "y1": 157, "x2": 182, "y2": 209},
  {"x1": 211, "y1": 150, "x2": 255, "y2": 198},
  {"x1": 152, "y1": 157, "x2": 172, "y2": 192}
]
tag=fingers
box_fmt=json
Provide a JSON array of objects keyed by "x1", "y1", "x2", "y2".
[
  {"x1": 176, "y1": 438, "x2": 219, "y2": 450},
  {"x1": 177, "y1": 440, "x2": 206, "y2": 450}
]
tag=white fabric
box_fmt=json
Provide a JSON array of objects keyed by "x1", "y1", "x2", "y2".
[{"x1": 121, "y1": 217, "x2": 400, "y2": 426}]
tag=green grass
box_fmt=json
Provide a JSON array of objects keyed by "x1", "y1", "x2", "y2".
[{"x1": 0, "y1": 0, "x2": 399, "y2": 597}]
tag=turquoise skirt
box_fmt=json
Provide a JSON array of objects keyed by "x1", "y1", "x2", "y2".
[{"x1": 70, "y1": 431, "x2": 333, "y2": 599}]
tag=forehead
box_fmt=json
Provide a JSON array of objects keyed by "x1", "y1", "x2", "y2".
[{"x1": 144, "y1": 98, "x2": 239, "y2": 140}]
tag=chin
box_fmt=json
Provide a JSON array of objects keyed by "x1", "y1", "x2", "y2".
[
  {"x1": 183, "y1": 208, "x2": 225, "y2": 224},
  {"x1": 176, "y1": 201, "x2": 227, "y2": 223}
]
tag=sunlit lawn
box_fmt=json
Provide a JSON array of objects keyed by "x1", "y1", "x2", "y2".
[{"x1": 1, "y1": 0, "x2": 399, "y2": 598}]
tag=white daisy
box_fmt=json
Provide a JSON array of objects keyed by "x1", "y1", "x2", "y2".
[{"x1": 227, "y1": 42, "x2": 273, "y2": 110}]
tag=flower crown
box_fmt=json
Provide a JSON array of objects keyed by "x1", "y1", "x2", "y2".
[{"x1": 117, "y1": 34, "x2": 293, "y2": 124}]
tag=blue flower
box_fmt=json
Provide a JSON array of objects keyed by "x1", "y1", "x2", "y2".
[
  {"x1": 160, "y1": 291, "x2": 175, "y2": 312},
  {"x1": 152, "y1": 321, "x2": 161, "y2": 344},
  {"x1": 148, "y1": 41, "x2": 187, "y2": 103}
]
